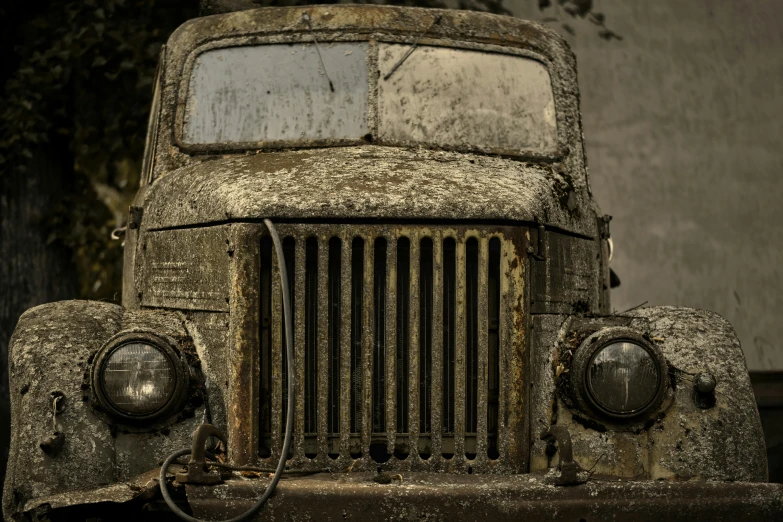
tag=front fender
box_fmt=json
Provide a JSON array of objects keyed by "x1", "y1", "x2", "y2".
[
  {"x1": 530, "y1": 306, "x2": 767, "y2": 482},
  {"x1": 2, "y1": 301, "x2": 206, "y2": 520},
  {"x1": 629, "y1": 306, "x2": 767, "y2": 481}
]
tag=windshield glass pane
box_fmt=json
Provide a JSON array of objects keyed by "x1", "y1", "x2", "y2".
[
  {"x1": 183, "y1": 42, "x2": 369, "y2": 144},
  {"x1": 378, "y1": 44, "x2": 557, "y2": 154}
]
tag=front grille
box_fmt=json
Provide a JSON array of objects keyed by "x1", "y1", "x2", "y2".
[{"x1": 257, "y1": 224, "x2": 527, "y2": 473}]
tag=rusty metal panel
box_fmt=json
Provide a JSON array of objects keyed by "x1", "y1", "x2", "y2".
[
  {"x1": 430, "y1": 232, "x2": 444, "y2": 462},
  {"x1": 270, "y1": 241, "x2": 283, "y2": 459},
  {"x1": 531, "y1": 230, "x2": 599, "y2": 315},
  {"x1": 339, "y1": 232, "x2": 352, "y2": 462},
  {"x1": 360, "y1": 238, "x2": 374, "y2": 459},
  {"x1": 496, "y1": 227, "x2": 528, "y2": 472},
  {"x1": 292, "y1": 239, "x2": 306, "y2": 462},
  {"x1": 227, "y1": 223, "x2": 261, "y2": 466},
  {"x1": 316, "y1": 236, "x2": 330, "y2": 462},
  {"x1": 141, "y1": 226, "x2": 231, "y2": 312},
  {"x1": 385, "y1": 236, "x2": 398, "y2": 458},
  {"x1": 240, "y1": 223, "x2": 529, "y2": 474},
  {"x1": 408, "y1": 231, "x2": 422, "y2": 463},
  {"x1": 185, "y1": 474, "x2": 783, "y2": 522},
  {"x1": 453, "y1": 237, "x2": 467, "y2": 466},
  {"x1": 475, "y1": 236, "x2": 490, "y2": 468}
]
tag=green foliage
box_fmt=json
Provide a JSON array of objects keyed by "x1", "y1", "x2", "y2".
[{"x1": 1, "y1": 0, "x2": 197, "y2": 300}]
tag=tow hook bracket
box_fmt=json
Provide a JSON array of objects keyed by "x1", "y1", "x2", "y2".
[
  {"x1": 540, "y1": 425, "x2": 587, "y2": 486},
  {"x1": 40, "y1": 392, "x2": 66, "y2": 458},
  {"x1": 175, "y1": 424, "x2": 227, "y2": 485}
]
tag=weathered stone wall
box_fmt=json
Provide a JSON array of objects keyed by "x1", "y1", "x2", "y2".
[{"x1": 507, "y1": 0, "x2": 783, "y2": 370}]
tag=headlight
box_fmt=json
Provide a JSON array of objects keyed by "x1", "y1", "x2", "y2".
[
  {"x1": 571, "y1": 329, "x2": 667, "y2": 419},
  {"x1": 92, "y1": 333, "x2": 187, "y2": 421}
]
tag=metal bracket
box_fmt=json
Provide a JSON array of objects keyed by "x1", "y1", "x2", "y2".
[
  {"x1": 175, "y1": 424, "x2": 227, "y2": 485},
  {"x1": 540, "y1": 425, "x2": 586, "y2": 486},
  {"x1": 598, "y1": 214, "x2": 612, "y2": 240},
  {"x1": 128, "y1": 206, "x2": 144, "y2": 230},
  {"x1": 527, "y1": 222, "x2": 547, "y2": 261}
]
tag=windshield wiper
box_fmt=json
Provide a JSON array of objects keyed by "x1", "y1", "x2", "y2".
[
  {"x1": 384, "y1": 13, "x2": 443, "y2": 81},
  {"x1": 302, "y1": 11, "x2": 335, "y2": 92}
]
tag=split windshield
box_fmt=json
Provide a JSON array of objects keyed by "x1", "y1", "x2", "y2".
[{"x1": 183, "y1": 42, "x2": 557, "y2": 155}]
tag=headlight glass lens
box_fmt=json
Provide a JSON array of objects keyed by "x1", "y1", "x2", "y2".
[
  {"x1": 587, "y1": 341, "x2": 660, "y2": 414},
  {"x1": 100, "y1": 342, "x2": 176, "y2": 415}
]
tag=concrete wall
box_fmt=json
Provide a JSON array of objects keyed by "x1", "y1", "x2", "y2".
[{"x1": 506, "y1": 0, "x2": 783, "y2": 370}]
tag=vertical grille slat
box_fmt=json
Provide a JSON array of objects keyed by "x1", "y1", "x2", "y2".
[
  {"x1": 259, "y1": 224, "x2": 525, "y2": 473},
  {"x1": 317, "y1": 237, "x2": 330, "y2": 460},
  {"x1": 475, "y1": 236, "x2": 490, "y2": 464},
  {"x1": 294, "y1": 239, "x2": 307, "y2": 459},
  {"x1": 395, "y1": 238, "x2": 410, "y2": 436},
  {"x1": 259, "y1": 237, "x2": 273, "y2": 457},
  {"x1": 430, "y1": 234, "x2": 444, "y2": 460},
  {"x1": 270, "y1": 241, "x2": 283, "y2": 458},
  {"x1": 281, "y1": 238, "x2": 296, "y2": 443},
  {"x1": 454, "y1": 239, "x2": 467, "y2": 461},
  {"x1": 419, "y1": 238, "x2": 434, "y2": 445},
  {"x1": 488, "y1": 237, "x2": 502, "y2": 460},
  {"x1": 327, "y1": 238, "x2": 342, "y2": 445},
  {"x1": 498, "y1": 236, "x2": 512, "y2": 466},
  {"x1": 361, "y1": 239, "x2": 374, "y2": 459},
  {"x1": 408, "y1": 233, "x2": 421, "y2": 460},
  {"x1": 349, "y1": 237, "x2": 365, "y2": 457},
  {"x1": 384, "y1": 236, "x2": 398, "y2": 457},
  {"x1": 339, "y1": 235, "x2": 352, "y2": 459},
  {"x1": 372, "y1": 239, "x2": 387, "y2": 435},
  {"x1": 304, "y1": 239, "x2": 319, "y2": 437},
  {"x1": 442, "y1": 238, "x2": 456, "y2": 445},
  {"x1": 465, "y1": 237, "x2": 479, "y2": 442}
]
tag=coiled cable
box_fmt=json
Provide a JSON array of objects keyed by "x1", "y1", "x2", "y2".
[{"x1": 159, "y1": 219, "x2": 295, "y2": 522}]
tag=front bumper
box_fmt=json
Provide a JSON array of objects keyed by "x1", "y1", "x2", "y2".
[
  {"x1": 16, "y1": 471, "x2": 783, "y2": 521},
  {"x1": 184, "y1": 472, "x2": 783, "y2": 521}
]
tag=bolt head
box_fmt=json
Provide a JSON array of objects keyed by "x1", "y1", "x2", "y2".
[{"x1": 695, "y1": 372, "x2": 717, "y2": 393}]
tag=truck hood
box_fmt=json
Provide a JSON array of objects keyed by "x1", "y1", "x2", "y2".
[{"x1": 143, "y1": 146, "x2": 594, "y2": 236}]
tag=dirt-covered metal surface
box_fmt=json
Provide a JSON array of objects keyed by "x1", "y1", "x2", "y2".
[
  {"x1": 183, "y1": 472, "x2": 783, "y2": 521},
  {"x1": 2, "y1": 303, "x2": 209, "y2": 520},
  {"x1": 4, "y1": 4, "x2": 779, "y2": 521},
  {"x1": 529, "y1": 307, "x2": 768, "y2": 482},
  {"x1": 140, "y1": 4, "x2": 593, "y2": 237},
  {"x1": 140, "y1": 146, "x2": 594, "y2": 238},
  {"x1": 154, "y1": 6, "x2": 583, "y2": 165}
]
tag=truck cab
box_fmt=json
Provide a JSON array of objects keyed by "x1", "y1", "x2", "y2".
[{"x1": 4, "y1": 4, "x2": 781, "y2": 521}]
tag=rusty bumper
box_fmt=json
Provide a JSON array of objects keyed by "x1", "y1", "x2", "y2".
[{"x1": 183, "y1": 472, "x2": 783, "y2": 522}]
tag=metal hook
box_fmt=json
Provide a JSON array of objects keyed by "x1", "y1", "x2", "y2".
[{"x1": 540, "y1": 425, "x2": 586, "y2": 486}]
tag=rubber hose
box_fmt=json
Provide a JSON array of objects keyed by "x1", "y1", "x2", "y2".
[{"x1": 159, "y1": 218, "x2": 295, "y2": 522}]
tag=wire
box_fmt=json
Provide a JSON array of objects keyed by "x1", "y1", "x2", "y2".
[
  {"x1": 159, "y1": 218, "x2": 296, "y2": 522},
  {"x1": 302, "y1": 11, "x2": 335, "y2": 92},
  {"x1": 172, "y1": 458, "x2": 330, "y2": 475}
]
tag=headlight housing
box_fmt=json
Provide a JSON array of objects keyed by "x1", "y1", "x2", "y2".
[
  {"x1": 571, "y1": 328, "x2": 667, "y2": 419},
  {"x1": 91, "y1": 332, "x2": 188, "y2": 422}
]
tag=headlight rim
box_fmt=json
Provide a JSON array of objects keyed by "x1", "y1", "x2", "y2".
[
  {"x1": 91, "y1": 331, "x2": 189, "y2": 423},
  {"x1": 571, "y1": 327, "x2": 668, "y2": 420}
]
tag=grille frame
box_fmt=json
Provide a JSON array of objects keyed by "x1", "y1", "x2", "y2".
[{"x1": 227, "y1": 223, "x2": 531, "y2": 474}]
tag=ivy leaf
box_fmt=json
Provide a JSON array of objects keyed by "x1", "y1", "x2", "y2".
[
  {"x1": 598, "y1": 28, "x2": 623, "y2": 41},
  {"x1": 561, "y1": 23, "x2": 575, "y2": 35},
  {"x1": 562, "y1": 0, "x2": 592, "y2": 18},
  {"x1": 588, "y1": 12, "x2": 605, "y2": 24}
]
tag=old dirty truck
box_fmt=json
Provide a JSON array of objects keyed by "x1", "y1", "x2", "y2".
[{"x1": 4, "y1": 4, "x2": 782, "y2": 521}]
